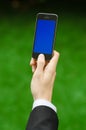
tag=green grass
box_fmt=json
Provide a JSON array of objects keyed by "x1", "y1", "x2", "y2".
[{"x1": 0, "y1": 13, "x2": 86, "y2": 130}]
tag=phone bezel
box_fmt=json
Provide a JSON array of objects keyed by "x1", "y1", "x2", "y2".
[{"x1": 32, "y1": 13, "x2": 58, "y2": 60}]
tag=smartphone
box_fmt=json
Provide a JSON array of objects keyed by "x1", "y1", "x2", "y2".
[{"x1": 32, "y1": 13, "x2": 58, "y2": 60}]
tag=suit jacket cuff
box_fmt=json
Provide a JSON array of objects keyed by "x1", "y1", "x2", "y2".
[{"x1": 32, "y1": 99, "x2": 57, "y2": 112}]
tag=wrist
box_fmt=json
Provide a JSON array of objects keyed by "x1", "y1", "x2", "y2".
[
  {"x1": 34, "y1": 97, "x2": 52, "y2": 102},
  {"x1": 33, "y1": 93, "x2": 52, "y2": 102}
]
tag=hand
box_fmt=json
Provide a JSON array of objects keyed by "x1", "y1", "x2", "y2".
[{"x1": 30, "y1": 50, "x2": 60, "y2": 102}]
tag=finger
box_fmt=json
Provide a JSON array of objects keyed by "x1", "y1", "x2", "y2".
[
  {"x1": 30, "y1": 58, "x2": 36, "y2": 66},
  {"x1": 30, "y1": 58, "x2": 37, "y2": 72},
  {"x1": 32, "y1": 65, "x2": 37, "y2": 73},
  {"x1": 49, "y1": 50, "x2": 60, "y2": 69},
  {"x1": 45, "y1": 50, "x2": 60, "y2": 73},
  {"x1": 36, "y1": 54, "x2": 45, "y2": 72}
]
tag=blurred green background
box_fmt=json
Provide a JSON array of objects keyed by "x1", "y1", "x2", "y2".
[{"x1": 0, "y1": 0, "x2": 86, "y2": 130}]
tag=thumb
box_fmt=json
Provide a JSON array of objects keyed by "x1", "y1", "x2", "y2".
[{"x1": 36, "y1": 54, "x2": 45, "y2": 72}]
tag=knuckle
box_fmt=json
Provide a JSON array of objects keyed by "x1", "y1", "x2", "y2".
[
  {"x1": 48, "y1": 69, "x2": 55, "y2": 75},
  {"x1": 33, "y1": 72, "x2": 41, "y2": 79},
  {"x1": 37, "y1": 73, "x2": 41, "y2": 78}
]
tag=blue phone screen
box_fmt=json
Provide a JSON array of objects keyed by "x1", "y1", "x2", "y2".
[{"x1": 33, "y1": 19, "x2": 56, "y2": 54}]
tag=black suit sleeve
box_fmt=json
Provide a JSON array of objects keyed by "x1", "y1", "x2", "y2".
[{"x1": 26, "y1": 106, "x2": 59, "y2": 130}]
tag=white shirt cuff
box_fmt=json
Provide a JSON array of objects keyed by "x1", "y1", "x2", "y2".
[{"x1": 32, "y1": 99, "x2": 57, "y2": 113}]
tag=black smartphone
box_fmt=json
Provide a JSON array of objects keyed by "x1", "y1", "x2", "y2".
[{"x1": 32, "y1": 13, "x2": 58, "y2": 60}]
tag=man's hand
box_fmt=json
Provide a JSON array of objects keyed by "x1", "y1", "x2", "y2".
[{"x1": 30, "y1": 50, "x2": 60, "y2": 102}]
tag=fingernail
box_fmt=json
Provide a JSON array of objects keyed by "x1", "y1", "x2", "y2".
[{"x1": 38, "y1": 54, "x2": 44, "y2": 59}]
